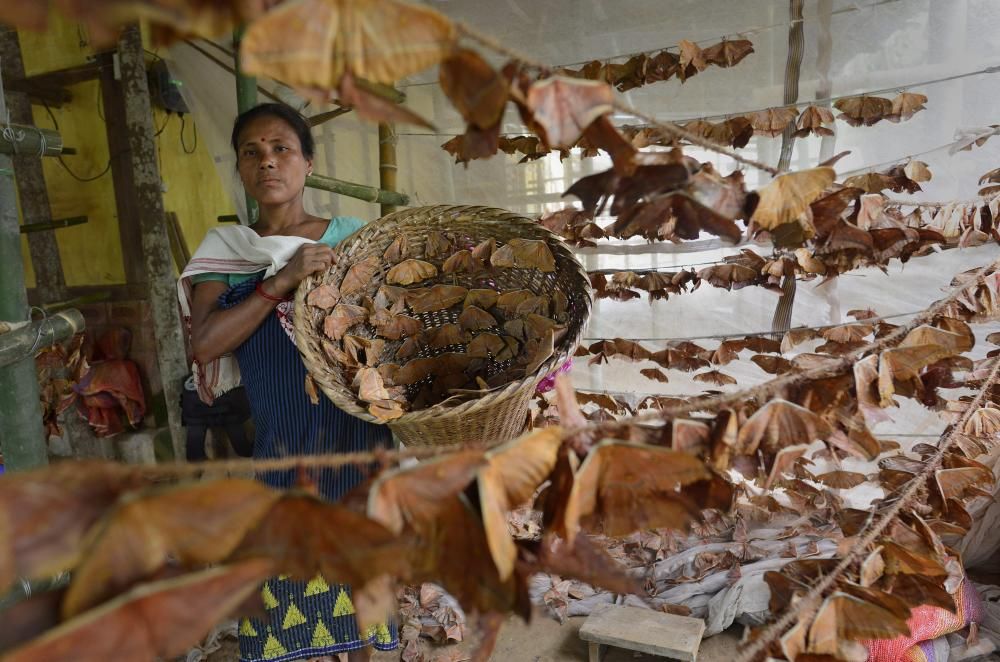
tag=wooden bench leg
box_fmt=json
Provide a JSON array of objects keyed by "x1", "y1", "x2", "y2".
[{"x1": 588, "y1": 642, "x2": 604, "y2": 662}]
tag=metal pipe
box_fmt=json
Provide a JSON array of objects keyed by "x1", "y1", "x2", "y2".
[{"x1": 0, "y1": 309, "x2": 84, "y2": 369}]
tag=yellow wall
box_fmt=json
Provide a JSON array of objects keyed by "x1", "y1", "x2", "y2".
[{"x1": 16, "y1": 13, "x2": 234, "y2": 290}]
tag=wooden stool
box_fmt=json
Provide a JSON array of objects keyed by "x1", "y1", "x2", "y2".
[{"x1": 579, "y1": 604, "x2": 705, "y2": 661}]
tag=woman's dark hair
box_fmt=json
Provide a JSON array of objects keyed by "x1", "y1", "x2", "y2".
[{"x1": 230, "y1": 102, "x2": 315, "y2": 159}]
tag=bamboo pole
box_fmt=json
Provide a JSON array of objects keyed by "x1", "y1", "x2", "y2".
[
  {"x1": 770, "y1": 0, "x2": 805, "y2": 339},
  {"x1": 306, "y1": 172, "x2": 408, "y2": 206},
  {"x1": 378, "y1": 122, "x2": 399, "y2": 216},
  {"x1": 233, "y1": 26, "x2": 259, "y2": 225},
  {"x1": 118, "y1": 24, "x2": 188, "y2": 463},
  {"x1": 0, "y1": 123, "x2": 63, "y2": 157},
  {"x1": 0, "y1": 309, "x2": 83, "y2": 369},
  {"x1": 0, "y1": 154, "x2": 48, "y2": 470}
]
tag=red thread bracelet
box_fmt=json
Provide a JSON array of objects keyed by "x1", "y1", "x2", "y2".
[{"x1": 255, "y1": 282, "x2": 288, "y2": 303}]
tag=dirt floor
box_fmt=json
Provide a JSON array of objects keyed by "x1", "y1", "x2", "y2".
[{"x1": 205, "y1": 614, "x2": 742, "y2": 661}]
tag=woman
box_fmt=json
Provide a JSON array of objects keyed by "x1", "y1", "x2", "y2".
[{"x1": 180, "y1": 103, "x2": 397, "y2": 662}]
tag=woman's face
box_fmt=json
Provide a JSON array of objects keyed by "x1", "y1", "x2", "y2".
[{"x1": 235, "y1": 114, "x2": 313, "y2": 206}]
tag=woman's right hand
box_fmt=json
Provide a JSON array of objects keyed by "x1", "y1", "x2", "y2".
[{"x1": 271, "y1": 243, "x2": 335, "y2": 295}]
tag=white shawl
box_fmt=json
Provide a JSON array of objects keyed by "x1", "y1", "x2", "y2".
[{"x1": 177, "y1": 225, "x2": 314, "y2": 404}]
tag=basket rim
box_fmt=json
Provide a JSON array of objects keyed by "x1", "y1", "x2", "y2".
[{"x1": 292, "y1": 204, "x2": 593, "y2": 428}]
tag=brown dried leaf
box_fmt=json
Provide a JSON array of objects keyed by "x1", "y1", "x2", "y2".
[
  {"x1": 889, "y1": 92, "x2": 928, "y2": 122},
  {"x1": 639, "y1": 368, "x2": 669, "y2": 383},
  {"x1": 368, "y1": 451, "x2": 488, "y2": 535},
  {"x1": 427, "y1": 323, "x2": 467, "y2": 349},
  {"x1": 563, "y1": 440, "x2": 713, "y2": 542},
  {"x1": 383, "y1": 235, "x2": 410, "y2": 263},
  {"x1": 465, "y1": 289, "x2": 500, "y2": 311},
  {"x1": 249, "y1": 0, "x2": 453, "y2": 81},
  {"x1": 737, "y1": 399, "x2": 831, "y2": 454},
  {"x1": 748, "y1": 107, "x2": 798, "y2": 137},
  {"x1": 439, "y1": 48, "x2": 507, "y2": 129},
  {"x1": 752, "y1": 167, "x2": 836, "y2": 230},
  {"x1": 442, "y1": 250, "x2": 484, "y2": 274},
  {"x1": 341, "y1": 255, "x2": 381, "y2": 296},
  {"x1": 478, "y1": 428, "x2": 564, "y2": 579},
  {"x1": 795, "y1": 105, "x2": 835, "y2": 137},
  {"x1": 752, "y1": 354, "x2": 794, "y2": 375},
  {"x1": 1, "y1": 561, "x2": 272, "y2": 662},
  {"x1": 701, "y1": 39, "x2": 754, "y2": 67},
  {"x1": 834, "y1": 95, "x2": 893, "y2": 127},
  {"x1": 306, "y1": 283, "x2": 341, "y2": 309},
  {"x1": 387, "y1": 259, "x2": 438, "y2": 286},
  {"x1": 693, "y1": 370, "x2": 737, "y2": 386},
  {"x1": 458, "y1": 306, "x2": 498, "y2": 332},
  {"x1": 407, "y1": 285, "x2": 469, "y2": 313},
  {"x1": 357, "y1": 367, "x2": 391, "y2": 402},
  {"x1": 373, "y1": 311, "x2": 424, "y2": 341},
  {"x1": 323, "y1": 304, "x2": 368, "y2": 341},
  {"x1": 676, "y1": 39, "x2": 707, "y2": 80},
  {"x1": 0, "y1": 463, "x2": 147, "y2": 591},
  {"x1": 491, "y1": 239, "x2": 557, "y2": 272},
  {"x1": 62, "y1": 479, "x2": 280, "y2": 617},
  {"x1": 814, "y1": 470, "x2": 868, "y2": 489},
  {"x1": 808, "y1": 592, "x2": 910, "y2": 655},
  {"x1": 525, "y1": 76, "x2": 614, "y2": 149}
]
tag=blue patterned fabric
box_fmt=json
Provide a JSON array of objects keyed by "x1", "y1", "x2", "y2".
[{"x1": 217, "y1": 278, "x2": 398, "y2": 660}]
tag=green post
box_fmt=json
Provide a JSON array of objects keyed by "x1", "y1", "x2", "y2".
[
  {"x1": 0, "y1": 152, "x2": 49, "y2": 471},
  {"x1": 234, "y1": 25, "x2": 258, "y2": 225}
]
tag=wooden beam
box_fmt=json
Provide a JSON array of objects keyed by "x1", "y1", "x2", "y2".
[
  {"x1": 165, "y1": 211, "x2": 191, "y2": 272},
  {"x1": 0, "y1": 27, "x2": 68, "y2": 304},
  {"x1": 26, "y1": 283, "x2": 147, "y2": 307},
  {"x1": 118, "y1": 24, "x2": 189, "y2": 463},
  {"x1": 19, "y1": 215, "x2": 88, "y2": 233},
  {"x1": 3, "y1": 60, "x2": 104, "y2": 108},
  {"x1": 98, "y1": 50, "x2": 147, "y2": 286}
]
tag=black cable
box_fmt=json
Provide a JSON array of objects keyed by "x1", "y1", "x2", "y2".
[
  {"x1": 57, "y1": 155, "x2": 112, "y2": 182},
  {"x1": 155, "y1": 111, "x2": 171, "y2": 137},
  {"x1": 41, "y1": 102, "x2": 113, "y2": 183},
  {"x1": 96, "y1": 79, "x2": 104, "y2": 121},
  {"x1": 179, "y1": 113, "x2": 197, "y2": 154}
]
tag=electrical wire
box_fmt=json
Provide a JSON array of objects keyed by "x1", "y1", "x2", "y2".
[
  {"x1": 397, "y1": 0, "x2": 908, "y2": 88},
  {"x1": 155, "y1": 111, "x2": 171, "y2": 137},
  {"x1": 179, "y1": 113, "x2": 197, "y2": 154},
  {"x1": 40, "y1": 102, "x2": 113, "y2": 183},
  {"x1": 393, "y1": 64, "x2": 1000, "y2": 139}
]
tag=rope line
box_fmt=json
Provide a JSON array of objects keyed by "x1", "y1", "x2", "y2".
[
  {"x1": 114, "y1": 256, "x2": 999, "y2": 479},
  {"x1": 733, "y1": 352, "x2": 1000, "y2": 662}
]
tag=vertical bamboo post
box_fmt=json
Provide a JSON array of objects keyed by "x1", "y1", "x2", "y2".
[
  {"x1": 771, "y1": 0, "x2": 805, "y2": 338},
  {"x1": 233, "y1": 25, "x2": 258, "y2": 225},
  {"x1": 117, "y1": 24, "x2": 188, "y2": 462},
  {"x1": 0, "y1": 109, "x2": 48, "y2": 471},
  {"x1": 378, "y1": 122, "x2": 398, "y2": 217}
]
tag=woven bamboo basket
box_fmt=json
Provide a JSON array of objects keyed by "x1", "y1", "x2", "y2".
[{"x1": 293, "y1": 205, "x2": 592, "y2": 448}]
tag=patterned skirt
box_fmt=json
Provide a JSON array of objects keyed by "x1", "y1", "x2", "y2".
[
  {"x1": 238, "y1": 576, "x2": 396, "y2": 661},
  {"x1": 219, "y1": 280, "x2": 399, "y2": 661}
]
